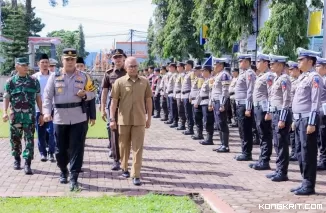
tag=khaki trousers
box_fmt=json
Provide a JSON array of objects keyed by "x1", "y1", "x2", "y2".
[{"x1": 118, "y1": 125, "x2": 145, "y2": 178}]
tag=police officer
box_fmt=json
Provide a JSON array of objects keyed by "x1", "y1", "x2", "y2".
[
  {"x1": 263, "y1": 55, "x2": 291, "y2": 182},
  {"x1": 166, "y1": 63, "x2": 179, "y2": 127},
  {"x1": 229, "y1": 68, "x2": 239, "y2": 127},
  {"x1": 291, "y1": 48, "x2": 322, "y2": 195},
  {"x1": 196, "y1": 65, "x2": 214, "y2": 145},
  {"x1": 234, "y1": 54, "x2": 256, "y2": 161},
  {"x1": 43, "y1": 48, "x2": 96, "y2": 191},
  {"x1": 3, "y1": 57, "x2": 43, "y2": 175},
  {"x1": 288, "y1": 61, "x2": 301, "y2": 162},
  {"x1": 101, "y1": 49, "x2": 127, "y2": 170},
  {"x1": 159, "y1": 66, "x2": 169, "y2": 121},
  {"x1": 249, "y1": 53, "x2": 274, "y2": 170},
  {"x1": 153, "y1": 68, "x2": 162, "y2": 118},
  {"x1": 147, "y1": 66, "x2": 155, "y2": 116},
  {"x1": 49, "y1": 58, "x2": 58, "y2": 73},
  {"x1": 316, "y1": 57, "x2": 326, "y2": 171},
  {"x1": 190, "y1": 66, "x2": 205, "y2": 140},
  {"x1": 181, "y1": 60, "x2": 195, "y2": 135},
  {"x1": 209, "y1": 58, "x2": 231, "y2": 152},
  {"x1": 174, "y1": 62, "x2": 186, "y2": 130}
]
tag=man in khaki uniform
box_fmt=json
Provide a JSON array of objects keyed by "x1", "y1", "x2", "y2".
[{"x1": 110, "y1": 57, "x2": 153, "y2": 186}]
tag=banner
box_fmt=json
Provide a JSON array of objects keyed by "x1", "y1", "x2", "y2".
[{"x1": 307, "y1": 10, "x2": 322, "y2": 37}]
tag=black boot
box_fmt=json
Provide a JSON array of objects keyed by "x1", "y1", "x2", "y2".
[
  {"x1": 169, "y1": 123, "x2": 178, "y2": 128},
  {"x1": 14, "y1": 156, "x2": 21, "y2": 170},
  {"x1": 60, "y1": 169, "x2": 68, "y2": 184},
  {"x1": 217, "y1": 132, "x2": 230, "y2": 152},
  {"x1": 161, "y1": 117, "x2": 168, "y2": 121},
  {"x1": 183, "y1": 127, "x2": 194, "y2": 135},
  {"x1": 164, "y1": 120, "x2": 173, "y2": 124},
  {"x1": 24, "y1": 159, "x2": 33, "y2": 175},
  {"x1": 191, "y1": 128, "x2": 204, "y2": 140},
  {"x1": 176, "y1": 123, "x2": 186, "y2": 130},
  {"x1": 199, "y1": 134, "x2": 214, "y2": 145},
  {"x1": 70, "y1": 172, "x2": 80, "y2": 191}
]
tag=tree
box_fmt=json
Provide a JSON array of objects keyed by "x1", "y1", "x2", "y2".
[
  {"x1": 193, "y1": 0, "x2": 255, "y2": 56},
  {"x1": 1, "y1": 11, "x2": 29, "y2": 74},
  {"x1": 145, "y1": 19, "x2": 156, "y2": 66},
  {"x1": 152, "y1": 0, "x2": 169, "y2": 59},
  {"x1": 162, "y1": 0, "x2": 204, "y2": 61},
  {"x1": 77, "y1": 24, "x2": 88, "y2": 58},
  {"x1": 258, "y1": 0, "x2": 323, "y2": 60}
]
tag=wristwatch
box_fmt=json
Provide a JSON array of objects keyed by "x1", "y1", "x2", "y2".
[
  {"x1": 82, "y1": 95, "x2": 87, "y2": 100},
  {"x1": 109, "y1": 118, "x2": 115, "y2": 122}
]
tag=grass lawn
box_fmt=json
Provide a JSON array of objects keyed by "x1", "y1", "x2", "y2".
[
  {"x1": 0, "y1": 109, "x2": 108, "y2": 139},
  {"x1": 0, "y1": 194, "x2": 199, "y2": 213}
]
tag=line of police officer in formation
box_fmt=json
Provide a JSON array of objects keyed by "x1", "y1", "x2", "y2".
[{"x1": 143, "y1": 47, "x2": 326, "y2": 196}]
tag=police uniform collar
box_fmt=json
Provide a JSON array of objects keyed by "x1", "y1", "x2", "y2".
[{"x1": 126, "y1": 74, "x2": 140, "y2": 80}]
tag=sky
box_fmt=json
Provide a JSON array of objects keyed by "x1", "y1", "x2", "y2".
[{"x1": 29, "y1": 0, "x2": 155, "y2": 52}]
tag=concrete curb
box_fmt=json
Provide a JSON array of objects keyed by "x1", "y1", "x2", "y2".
[{"x1": 200, "y1": 191, "x2": 235, "y2": 213}]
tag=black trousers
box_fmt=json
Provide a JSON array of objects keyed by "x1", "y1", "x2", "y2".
[
  {"x1": 272, "y1": 111, "x2": 291, "y2": 175},
  {"x1": 254, "y1": 106, "x2": 273, "y2": 163},
  {"x1": 161, "y1": 95, "x2": 168, "y2": 119},
  {"x1": 230, "y1": 99, "x2": 237, "y2": 123},
  {"x1": 318, "y1": 114, "x2": 326, "y2": 166},
  {"x1": 176, "y1": 98, "x2": 186, "y2": 125},
  {"x1": 289, "y1": 129, "x2": 296, "y2": 157},
  {"x1": 183, "y1": 98, "x2": 194, "y2": 129},
  {"x1": 236, "y1": 104, "x2": 253, "y2": 156},
  {"x1": 213, "y1": 101, "x2": 229, "y2": 133},
  {"x1": 194, "y1": 105, "x2": 203, "y2": 132},
  {"x1": 202, "y1": 105, "x2": 214, "y2": 135},
  {"x1": 168, "y1": 97, "x2": 178, "y2": 124},
  {"x1": 295, "y1": 117, "x2": 318, "y2": 189},
  {"x1": 110, "y1": 111, "x2": 120, "y2": 162},
  {"x1": 54, "y1": 121, "x2": 88, "y2": 173},
  {"x1": 154, "y1": 94, "x2": 161, "y2": 116}
]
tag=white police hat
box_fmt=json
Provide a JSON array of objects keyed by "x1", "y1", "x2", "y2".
[
  {"x1": 49, "y1": 58, "x2": 58, "y2": 65},
  {"x1": 297, "y1": 47, "x2": 321, "y2": 60},
  {"x1": 213, "y1": 57, "x2": 229, "y2": 64},
  {"x1": 316, "y1": 57, "x2": 326, "y2": 65},
  {"x1": 256, "y1": 53, "x2": 270, "y2": 62},
  {"x1": 287, "y1": 61, "x2": 299, "y2": 69},
  {"x1": 237, "y1": 53, "x2": 252, "y2": 61},
  {"x1": 269, "y1": 54, "x2": 288, "y2": 63}
]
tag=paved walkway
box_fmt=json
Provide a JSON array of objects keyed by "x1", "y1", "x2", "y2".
[{"x1": 0, "y1": 119, "x2": 326, "y2": 213}]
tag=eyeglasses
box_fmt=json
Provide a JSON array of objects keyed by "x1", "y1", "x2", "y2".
[{"x1": 128, "y1": 65, "x2": 138, "y2": 69}]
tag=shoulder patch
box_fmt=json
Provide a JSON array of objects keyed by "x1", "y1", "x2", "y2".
[
  {"x1": 313, "y1": 76, "x2": 320, "y2": 88},
  {"x1": 281, "y1": 80, "x2": 287, "y2": 89},
  {"x1": 221, "y1": 73, "x2": 230, "y2": 81},
  {"x1": 247, "y1": 72, "x2": 253, "y2": 81}
]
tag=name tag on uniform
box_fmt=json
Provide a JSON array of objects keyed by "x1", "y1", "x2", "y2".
[
  {"x1": 322, "y1": 103, "x2": 326, "y2": 115},
  {"x1": 261, "y1": 100, "x2": 268, "y2": 112}
]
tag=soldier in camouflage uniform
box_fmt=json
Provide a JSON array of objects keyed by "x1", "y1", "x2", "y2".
[{"x1": 3, "y1": 57, "x2": 43, "y2": 175}]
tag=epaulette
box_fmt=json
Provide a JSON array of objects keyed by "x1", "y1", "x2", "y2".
[
  {"x1": 55, "y1": 68, "x2": 61, "y2": 76},
  {"x1": 106, "y1": 69, "x2": 114, "y2": 74}
]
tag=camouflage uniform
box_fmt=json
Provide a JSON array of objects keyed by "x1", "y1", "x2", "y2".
[{"x1": 4, "y1": 74, "x2": 40, "y2": 160}]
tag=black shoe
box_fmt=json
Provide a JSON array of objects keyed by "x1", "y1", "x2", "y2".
[
  {"x1": 59, "y1": 171, "x2": 68, "y2": 184},
  {"x1": 294, "y1": 187, "x2": 315, "y2": 196},
  {"x1": 212, "y1": 145, "x2": 223, "y2": 152},
  {"x1": 183, "y1": 130, "x2": 194, "y2": 135},
  {"x1": 234, "y1": 154, "x2": 252, "y2": 161},
  {"x1": 153, "y1": 115, "x2": 160, "y2": 118},
  {"x1": 191, "y1": 134, "x2": 204, "y2": 140},
  {"x1": 108, "y1": 150, "x2": 113, "y2": 158},
  {"x1": 133, "y1": 178, "x2": 141, "y2": 186},
  {"x1": 199, "y1": 134, "x2": 214, "y2": 145},
  {"x1": 70, "y1": 179, "x2": 79, "y2": 191},
  {"x1": 161, "y1": 118, "x2": 168, "y2": 121},
  {"x1": 271, "y1": 173, "x2": 288, "y2": 182},
  {"x1": 169, "y1": 123, "x2": 178, "y2": 128},
  {"x1": 216, "y1": 146, "x2": 229, "y2": 153},
  {"x1": 24, "y1": 160, "x2": 33, "y2": 175},
  {"x1": 14, "y1": 156, "x2": 21, "y2": 170},
  {"x1": 176, "y1": 126, "x2": 186, "y2": 130},
  {"x1": 290, "y1": 185, "x2": 302, "y2": 192},
  {"x1": 199, "y1": 140, "x2": 214, "y2": 145},
  {"x1": 49, "y1": 154, "x2": 55, "y2": 162},
  {"x1": 164, "y1": 120, "x2": 173, "y2": 124},
  {"x1": 266, "y1": 172, "x2": 278, "y2": 179},
  {"x1": 40, "y1": 154, "x2": 47, "y2": 162},
  {"x1": 230, "y1": 123, "x2": 238, "y2": 127},
  {"x1": 111, "y1": 161, "x2": 121, "y2": 171},
  {"x1": 317, "y1": 163, "x2": 326, "y2": 171},
  {"x1": 252, "y1": 162, "x2": 271, "y2": 170},
  {"x1": 289, "y1": 155, "x2": 298, "y2": 161},
  {"x1": 122, "y1": 170, "x2": 130, "y2": 178},
  {"x1": 249, "y1": 161, "x2": 259, "y2": 168}
]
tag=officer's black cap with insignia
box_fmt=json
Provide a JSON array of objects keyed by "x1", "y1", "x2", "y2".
[
  {"x1": 169, "y1": 63, "x2": 177, "y2": 68},
  {"x1": 62, "y1": 48, "x2": 77, "y2": 58},
  {"x1": 15, "y1": 57, "x2": 29, "y2": 65},
  {"x1": 112, "y1": 49, "x2": 127, "y2": 58},
  {"x1": 154, "y1": 68, "x2": 160, "y2": 72},
  {"x1": 76, "y1": 57, "x2": 85, "y2": 64},
  {"x1": 202, "y1": 65, "x2": 212, "y2": 72},
  {"x1": 39, "y1": 53, "x2": 49, "y2": 61},
  {"x1": 177, "y1": 62, "x2": 185, "y2": 67}
]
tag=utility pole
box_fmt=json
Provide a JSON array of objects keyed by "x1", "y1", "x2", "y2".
[
  {"x1": 0, "y1": 0, "x2": 3, "y2": 36},
  {"x1": 130, "y1": 29, "x2": 134, "y2": 56},
  {"x1": 323, "y1": 0, "x2": 326, "y2": 57}
]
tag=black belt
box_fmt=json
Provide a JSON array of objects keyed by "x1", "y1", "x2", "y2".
[
  {"x1": 168, "y1": 91, "x2": 173, "y2": 94},
  {"x1": 54, "y1": 102, "x2": 82, "y2": 108},
  {"x1": 182, "y1": 90, "x2": 190, "y2": 94},
  {"x1": 201, "y1": 97, "x2": 209, "y2": 100},
  {"x1": 176, "y1": 91, "x2": 181, "y2": 94},
  {"x1": 191, "y1": 97, "x2": 196, "y2": 100}
]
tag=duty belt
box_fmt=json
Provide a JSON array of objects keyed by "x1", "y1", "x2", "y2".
[
  {"x1": 253, "y1": 100, "x2": 267, "y2": 107},
  {"x1": 293, "y1": 113, "x2": 310, "y2": 120},
  {"x1": 54, "y1": 102, "x2": 82, "y2": 108},
  {"x1": 176, "y1": 91, "x2": 181, "y2": 94},
  {"x1": 269, "y1": 106, "x2": 279, "y2": 113},
  {"x1": 191, "y1": 97, "x2": 196, "y2": 100},
  {"x1": 201, "y1": 96, "x2": 209, "y2": 100},
  {"x1": 235, "y1": 99, "x2": 246, "y2": 105},
  {"x1": 182, "y1": 90, "x2": 190, "y2": 94},
  {"x1": 168, "y1": 91, "x2": 173, "y2": 94}
]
